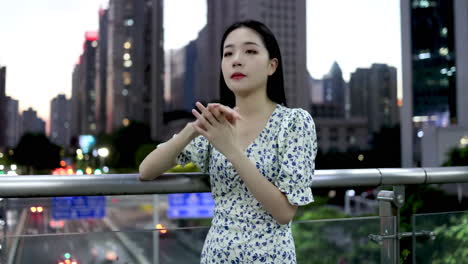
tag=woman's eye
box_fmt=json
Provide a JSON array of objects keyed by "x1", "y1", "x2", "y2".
[
  {"x1": 246, "y1": 50, "x2": 257, "y2": 54},
  {"x1": 223, "y1": 52, "x2": 232, "y2": 57}
]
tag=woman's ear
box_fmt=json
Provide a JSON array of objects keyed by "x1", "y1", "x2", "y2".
[{"x1": 268, "y1": 58, "x2": 278, "y2": 76}]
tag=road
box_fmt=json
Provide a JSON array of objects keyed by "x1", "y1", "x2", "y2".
[{"x1": 6, "y1": 198, "x2": 206, "y2": 263}]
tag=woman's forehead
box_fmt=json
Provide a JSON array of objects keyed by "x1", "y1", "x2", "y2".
[{"x1": 224, "y1": 27, "x2": 264, "y2": 48}]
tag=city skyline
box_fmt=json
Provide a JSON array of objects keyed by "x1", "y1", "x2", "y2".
[{"x1": 0, "y1": 0, "x2": 401, "y2": 123}]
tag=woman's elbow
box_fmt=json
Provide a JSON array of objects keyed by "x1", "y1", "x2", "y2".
[
  {"x1": 138, "y1": 163, "x2": 153, "y2": 181},
  {"x1": 276, "y1": 205, "x2": 298, "y2": 225},
  {"x1": 276, "y1": 214, "x2": 294, "y2": 225}
]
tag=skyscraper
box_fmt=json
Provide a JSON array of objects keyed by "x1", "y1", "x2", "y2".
[
  {"x1": 4, "y1": 96, "x2": 20, "y2": 148},
  {"x1": 350, "y1": 64, "x2": 398, "y2": 134},
  {"x1": 107, "y1": 0, "x2": 145, "y2": 133},
  {"x1": 70, "y1": 63, "x2": 81, "y2": 140},
  {"x1": 22, "y1": 108, "x2": 45, "y2": 134},
  {"x1": 95, "y1": 8, "x2": 109, "y2": 134},
  {"x1": 50, "y1": 94, "x2": 71, "y2": 147},
  {"x1": 106, "y1": 0, "x2": 164, "y2": 140},
  {"x1": 400, "y1": 0, "x2": 468, "y2": 166},
  {"x1": 70, "y1": 32, "x2": 98, "y2": 139},
  {"x1": 310, "y1": 62, "x2": 347, "y2": 119},
  {"x1": 149, "y1": 0, "x2": 165, "y2": 141},
  {"x1": 82, "y1": 32, "x2": 98, "y2": 135},
  {"x1": 323, "y1": 62, "x2": 346, "y2": 117},
  {"x1": 349, "y1": 68, "x2": 370, "y2": 119},
  {"x1": 0, "y1": 66, "x2": 7, "y2": 149},
  {"x1": 166, "y1": 40, "x2": 197, "y2": 112}
]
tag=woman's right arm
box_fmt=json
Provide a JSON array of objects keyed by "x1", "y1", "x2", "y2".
[{"x1": 139, "y1": 123, "x2": 198, "y2": 181}]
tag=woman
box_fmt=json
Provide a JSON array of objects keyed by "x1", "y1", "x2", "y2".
[{"x1": 140, "y1": 20, "x2": 317, "y2": 263}]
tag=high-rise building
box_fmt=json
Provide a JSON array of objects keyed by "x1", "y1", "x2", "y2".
[
  {"x1": 50, "y1": 94, "x2": 71, "y2": 147},
  {"x1": 4, "y1": 96, "x2": 21, "y2": 148},
  {"x1": 70, "y1": 32, "x2": 98, "y2": 139},
  {"x1": 199, "y1": 0, "x2": 308, "y2": 109},
  {"x1": 349, "y1": 68, "x2": 370, "y2": 119},
  {"x1": 107, "y1": 0, "x2": 139, "y2": 133},
  {"x1": 0, "y1": 66, "x2": 5, "y2": 97},
  {"x1": 166, "y1": 40, "x2": 197, "y2": 112},
  {"x1": 309, "y1": 75, "x2": 324, "y2": 105},
  {"x1": 70, "y1": 63, "x2": 81, "y2": 140},
  {"x1": 323, "y1": 62, "x2": 346, "y2": 117},
  {"x1": 350, "y1": 64, "x2": 398, "y2": 135},
  {"x1": 22, "y1": 108, "x2": 45, "y2": 134},
  {"x1": 95, "y1": 8, "x2": 109, "y2": 134},
  {"x1": 82, "y1": 32, "x2": 98, "y2": 134},
  {"x1": 310, "y1": 62, "x2": 347, "y2": 119},
  {"x1": 167, "y1": 47, "x2": 186, "y2": 111},
  {"x1": 400, "y1": 0, "x2": 468, "y2": 166},
  {"x1": 0, "y1": 66, "x2": 7, "y2": 149},
  {"x1": 149, "y1": 0, "x2": 165, "y2": 141},
  {"x1": 106, "y1": 0, "x2": 164, "y2": 141}
]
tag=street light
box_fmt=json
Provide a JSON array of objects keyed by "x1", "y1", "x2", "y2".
[
  {"x1": 97, "y1": 147, "x2": 109, "y2": 170},
  {"x1": 97, "y1": 148, "x2": 109, "y2": 158}
]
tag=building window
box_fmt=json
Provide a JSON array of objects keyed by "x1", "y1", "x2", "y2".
[
  {"x1": 124, "y1": 18, "x2": 134, "y2": 27},
  {"x1": 123, "y1": 41, "x2": 132, "y2": 49},
  {"x1": 123, "y1": 72, "x2": 132, "y2": 85}
]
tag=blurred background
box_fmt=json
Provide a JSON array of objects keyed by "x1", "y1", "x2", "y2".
[{"x1": 0, "y1": 0, "x2": 467, "y2": 263}]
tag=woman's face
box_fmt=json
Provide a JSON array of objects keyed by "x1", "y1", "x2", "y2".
[{"x1": 221, "y1": 27, "x2": 277, "y2": 96}]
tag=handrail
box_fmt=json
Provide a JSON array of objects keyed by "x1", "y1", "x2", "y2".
[{"x1": 0, "y1": 167, "x2": 467, "y2": 198}]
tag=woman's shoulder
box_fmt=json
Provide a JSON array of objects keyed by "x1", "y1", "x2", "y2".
[{"x1": 277, "y1": 105, "x2": 314, "y2": 126}]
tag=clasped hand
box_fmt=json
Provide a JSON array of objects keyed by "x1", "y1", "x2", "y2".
[{"x1": 191, "y1": 102, "x2": 243, "y2": 158}]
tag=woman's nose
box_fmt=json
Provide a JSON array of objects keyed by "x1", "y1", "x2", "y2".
[{"x1": 232, "y1": 52, "x2": 243, "y2": 67}]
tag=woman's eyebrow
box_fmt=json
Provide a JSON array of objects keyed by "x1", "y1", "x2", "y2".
[{"x1": 224, "y1": 41, "x2": 261, "y2": 49}]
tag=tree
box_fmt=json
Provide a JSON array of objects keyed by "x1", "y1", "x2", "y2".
[
  {"x1": 108, "y1": 121, "x2": 154, "y2": 169},
  {"x1": 411, "y1": 213, "x2": 468, "y2": 263},
  {"x1": 443, "y1": 146, "x2": 468, "y2": 166},
  {"x1": 12, "y1": 133, "x2": 61, "y2": 174},
  {"x1": 293, "y1": 197, "x2": 380, "y2": 263}
]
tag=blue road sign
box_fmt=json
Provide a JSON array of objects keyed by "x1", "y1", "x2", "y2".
[
  {"x1": 167, "y1": 192, "x2": 215, "y2": 219},
  {"x1": 52, "y1": 196, "x2": 106, "y2": 220}
]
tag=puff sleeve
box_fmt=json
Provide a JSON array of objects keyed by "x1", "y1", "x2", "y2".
[
  {"x1": 175, "y1": 135, "x2": 211, "y2": 173},
  {"x1": 274, "y1": 108, "x2": 317, "y2": 206}
]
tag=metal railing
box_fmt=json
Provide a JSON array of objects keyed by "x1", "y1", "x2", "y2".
[
  {"x1": 0, "y1": 167, "x2": 467, "y2": 198},
  {"x1": 0, "y1": 166, "x2": 467, "y2": 264}
]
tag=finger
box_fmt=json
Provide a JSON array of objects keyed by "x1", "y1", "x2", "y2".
[
  {"x1": 191, "y1": 122, "x2": 208, "y2": 138},
  {"x1": 207, "y1": 103, "x2": 221, "y2": 109},
  {"x1": 207, "y1": 104, "x2": 241, "y2": 124},
  {"x1": 193, "y1": 120, "x2": 207, "y2": 131},
  {"x1": 192, "y1": 108, "x2": 212, "y2": 129},
  {"x1": 210, "y1": 106, "x2": 223, "y2": 122},
  {"x1": 220, "y1": 105, "x2": 242, "y2": 120},
  {"x1": 196, "y1": 102, "x2": 219, "y2": 124},
  {"x1": 232, "y1": 106, "x2": 243, "y2": 120}
]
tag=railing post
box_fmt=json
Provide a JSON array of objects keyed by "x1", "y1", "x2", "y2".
[
  {"x1": 153, "y1": 194, "x2": 160, "y2": 264},
  {"x1": 0, "y1": 198, "x2": 5, "y2": 264},
  {"x1": 377, "y1": 186, "x2": 405, "y2": 264}
]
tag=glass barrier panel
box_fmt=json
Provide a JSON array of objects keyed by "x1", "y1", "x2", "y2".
[
  {"x1": 292, "y1": 216, "x2": 381, "y2": 264},
  {"x1": 0, "y1": 194, "x2": 213, "y2": 236},
  {"x1": 1, "y1": 228, "x2": 208, "y2": 263},
  {"x1": 1, "y1": 196, "x2": 383, "y2": 263},
  {"x1": 413, "y1": 210, "x2": 468, "y2": 264}
]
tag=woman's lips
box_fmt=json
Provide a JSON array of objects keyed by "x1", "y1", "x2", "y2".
[{"x1": 231, "y1": 73, "x2": 246, "y2": 80}]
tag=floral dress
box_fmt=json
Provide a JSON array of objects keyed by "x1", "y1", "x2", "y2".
[{"x1": 176, "y1": 104, "x2": 317, "y2": 264}]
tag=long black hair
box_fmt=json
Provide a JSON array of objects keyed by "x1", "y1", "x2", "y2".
[{"x1": 219, "y1": 20, "x2": 287, "y2": 107}]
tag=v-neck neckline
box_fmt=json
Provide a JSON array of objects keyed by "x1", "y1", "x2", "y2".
[{"x1": 242, "y1": 104, "x2": 280, "y2": 154}]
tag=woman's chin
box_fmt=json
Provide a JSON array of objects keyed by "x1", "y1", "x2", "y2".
[{"x1": 228, "y1": 82, "x2": 254, "y2": 92}]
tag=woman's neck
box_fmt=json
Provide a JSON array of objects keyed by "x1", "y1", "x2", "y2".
[{"x1": 234, "y1": 92, "x2": 277, "y2": 120}]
